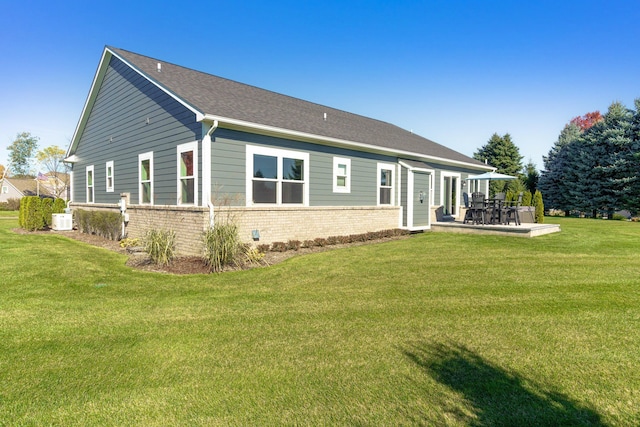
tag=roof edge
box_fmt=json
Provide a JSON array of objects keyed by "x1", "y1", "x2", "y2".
[
  {"x1": 202, "y1": 114, "x2": 493, "y2": 170},
  {"x1": 67, "y1": 47, "x2": 113, "y2": 157},
  {"x1": 66, "y1": 46, "x2": 205, "y2": 157}
]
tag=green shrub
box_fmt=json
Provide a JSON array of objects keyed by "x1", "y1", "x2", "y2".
[
  {"x1": 52, "y1": 198, "x2": 66, "y2": 214},
  {"x1": 202, "y1": 223, "x2": 241, "y2": 272},
  {"x1": 144, "y1": 228, "x2": 176, "y2": 266},
  {"x1": 100, "y1": 211, "x2": 123, "y2": 240},
  {"x1": 522, "y1": 191, "x2": 533, "y2": 207},
  {"x1": 42, "y1": 198, "x2": 53, "y2": 227},
  {"x1": 75, "y1": 209, "x2": 90, "y2": 234},
  {"x1": 533, "y1": 190, "x2": 544, "y2": 224},
  {"x1": 21, "y1": 196, "x2": 45, "y2": 231},
  {"x1": 74, "y1": 209, "x2": 122, "y2": 240}
]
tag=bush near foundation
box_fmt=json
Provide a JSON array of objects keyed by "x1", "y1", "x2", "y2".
[
  {"x1": 144, "y1": 228, "x2": 176, "y2": 266},
  {"x1": 74, "y1": 209, "x2": 122, "y2": 240},
  {"x1": 262, "y1": 229, "x2": 409, "y2": 252}
]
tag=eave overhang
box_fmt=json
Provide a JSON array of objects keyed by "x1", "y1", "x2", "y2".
[
  {"x1": 200, "y1": 114, "x2": 492, "y2": 171},
  {"x1": 67, "y1": 47, "x2": 491, "y2": 172}
]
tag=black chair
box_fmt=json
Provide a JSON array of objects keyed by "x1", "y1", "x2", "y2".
[
  {"x1": 463, "y1": 192, "x2": 473, "y2": 224},
  {"x1": 490, "y1": 192, "x2": 505, "y2": 224},
  {"x1": 469, "y1": 192, "x2": 486, "y2": 225},
  {"x1": 503, "y1": 192, "x2": 523, "y2": 225}
]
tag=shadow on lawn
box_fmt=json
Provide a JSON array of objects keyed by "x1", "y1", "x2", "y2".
[{"x1": 403, "y1": 342, "x2": 606, "y2": 426}]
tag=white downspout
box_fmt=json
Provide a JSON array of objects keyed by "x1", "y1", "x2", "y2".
[{"x1": 202, "y1": 120, "x2": 218, "y2": 227}]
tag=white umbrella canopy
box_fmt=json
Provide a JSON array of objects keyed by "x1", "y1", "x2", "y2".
[{"x1": 467, "y1": 171, "x2": 518, "y2": 180}]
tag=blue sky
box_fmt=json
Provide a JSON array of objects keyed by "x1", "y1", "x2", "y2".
[{"x1": 1, "y1": 0, "x2": 639, "y2": 172}]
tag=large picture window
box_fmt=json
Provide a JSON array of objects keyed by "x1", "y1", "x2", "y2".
[
  {"x1": 177, "y1": 142, "x2": 198, "y2": 205},
  {"x1": 247, "y1": 146, "x2": 309, "y2": 206},
  {"x1": 377, "y1": 163, "x2": 395, "y2": 205},
  {"x1": 139, "y1": 152, "x2": 153, "y2": 205},
  {"x1": 86, "y1": 165, "x2": 94, "y2": 204}
]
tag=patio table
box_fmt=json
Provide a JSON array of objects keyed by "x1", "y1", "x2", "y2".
[{"x1": 485, "y1": 197, "x2": 506, "y2": 224}]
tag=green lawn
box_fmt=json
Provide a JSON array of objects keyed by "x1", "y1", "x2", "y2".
[{"x1": 1, "y1": 217, "x2": 639, "y2": 426}]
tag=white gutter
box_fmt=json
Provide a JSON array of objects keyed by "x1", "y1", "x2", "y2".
[
  {"x1": 203, "y1": 120, "x2": 218, "y2": 227},
  {"x1": 201, "y1": 114, "x2": 492, "y2": 171}
]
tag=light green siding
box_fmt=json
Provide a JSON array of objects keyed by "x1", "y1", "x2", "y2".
[
  {"x1": 209, "y1": 129, "x2": 397, "y2": 207},
  {"x1": 72, "y1": 56, "x2": 201, "y2": 204},
  {"x1": 412, "y1": 172, "x2": 431, "y2": 227}
]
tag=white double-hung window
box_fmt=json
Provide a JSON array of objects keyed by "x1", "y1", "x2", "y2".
[
  {"x1": 86, "y1": 165, "x2": 94, "y2": 203},
  {"x1": 177, "y1": 141, "x2": 198, "y2": 206},
  {"x1": 377, "y1": 163, "x2": 395, "y2": 205},
  {"x1": 105, "y1": 161, "x2": 114, "y2": 192},
  {"x1": 139, "y1": 152, "x2": 153, "y2": 205},
  {"x1": 333, "y1": 157, "x2": 351, "y2": 193},
  {"x1": 247, "y1": 145, "x2": 309, "y2": 206}
]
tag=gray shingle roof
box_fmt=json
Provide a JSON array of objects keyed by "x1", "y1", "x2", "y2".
[{"x1": 109, "y1": 47, "x2": 486, "y2": 168}]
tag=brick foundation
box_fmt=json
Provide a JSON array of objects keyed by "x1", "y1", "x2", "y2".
[{"x1": 71, "y1": 203, "x2": 401, "y2": 256}]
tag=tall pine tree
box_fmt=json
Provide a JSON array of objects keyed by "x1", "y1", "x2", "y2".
[
  {"x1": 539, "y1": 122, "x2": 582, "y2": 214},
  {"x1": 473, "y1": 133, "x2": 523, "y2": 195}
]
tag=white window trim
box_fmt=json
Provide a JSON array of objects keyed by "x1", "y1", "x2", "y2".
[
  {"x1": 86, "y1": 165, "x2": 94, "y2": 204},
  {"x1": 377, "y1": 162, "x2": 396, "y2": 206},
  {"x1": 440, "y1": 171, "x2": 462, "y2": 217},
  {"x1": 333, "y1": 157, "x2": 351, "y2": 193},
  {"x1": 1, "y1": 186, "x2": 8, "y2": 194},
  {"x1": 138, "y1": 151, "x2": 154, "y2": 205},
  {"x1": 246, "y1": 145, "x2": 309, "y2": 206},
  {"x1": 177, "y1": 141, "x2": 199, "y2": 206},
  {"x1": 105, "y1": 161, "x2": 114, "y2": 193}
]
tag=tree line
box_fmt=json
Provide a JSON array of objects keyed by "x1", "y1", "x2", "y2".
[{"x1": 539, "y1": 100, "x2": 640, "y2": 217}]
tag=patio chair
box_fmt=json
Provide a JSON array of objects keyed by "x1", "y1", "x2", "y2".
[
  {"x1": 463, "y1": 192, "x2": 473, "y2": 224},
  {"x1": 502, "y1": 192, "x2": 523, "y2": 225},
  {"x1": 469, "y1": 192, "x2": 486, "y2": 225},
  {"x1": 489, "y1": 192, "x2": 505, "y2": 224}
]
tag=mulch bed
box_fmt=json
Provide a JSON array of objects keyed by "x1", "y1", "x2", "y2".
[{"x1": 13, "y1": 227, "x2": 411, "y2": 275}]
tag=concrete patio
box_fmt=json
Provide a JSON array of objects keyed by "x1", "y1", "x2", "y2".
[{"x1": 431, "y1": 221, "x2": 561, "y2": 238}]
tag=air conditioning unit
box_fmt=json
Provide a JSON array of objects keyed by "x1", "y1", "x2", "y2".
[{"x1": 52, "y1": 213, "x2": 73, "y2": 231}]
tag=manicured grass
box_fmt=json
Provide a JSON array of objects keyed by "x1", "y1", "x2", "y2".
[{"x1": 1, "y1": 217, "x2": 639, "y2": 425}]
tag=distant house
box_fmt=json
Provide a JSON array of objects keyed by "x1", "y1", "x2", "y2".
[
  {"x1": 65, "y1": 46, "x2": 492, "y2": 255},
  {"x1": 0, "y1": 177, "x2": 56, "y2": 203}
]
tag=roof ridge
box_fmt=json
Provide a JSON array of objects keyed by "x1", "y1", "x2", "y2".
[
  {"x1": 108, "y1": 46, "x2": 417, "y2": 134},
  {"x1": 104, "y1": 46, "x2": 486, "y2": 168}
]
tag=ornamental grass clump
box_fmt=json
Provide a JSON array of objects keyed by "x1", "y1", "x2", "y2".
[
  {"x1": 202, "y1": 222, "x2": 241, "y2": 272},
  {"x1": 144, "y1": 228, "x2": 176, "y2": 266}
]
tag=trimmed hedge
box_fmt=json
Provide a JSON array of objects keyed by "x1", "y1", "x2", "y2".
[
  {"x1": 74, "y1": 209, "x2": 122, "y2": 240},
  {"x1": 18, "y1": 196, "x2": 67, "y2": 231}
]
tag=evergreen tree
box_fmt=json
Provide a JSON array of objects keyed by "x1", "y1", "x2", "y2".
[
  {"x1": 591, "y1": 102, "x2": 633, "y2": 217},
  {"x1": 522, "y1": 160, "x2": 539, "y2": 195},
  {"x1": 473, "y1": 133, "x2": 523, "y2": 195},
  {"x1": 624, "y1": 99, "x2": 640, "y2": 214},
  {"x1": 539, "y1": 123, "x2": 582, "y2": 214}
]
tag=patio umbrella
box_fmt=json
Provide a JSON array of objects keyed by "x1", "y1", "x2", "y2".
[
  {"x1": 467, "y1": 171, "x2": 518, "y2": 198},
  {"x1": 467, "y1": 171, "x2": 518, "y2": 181}
]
